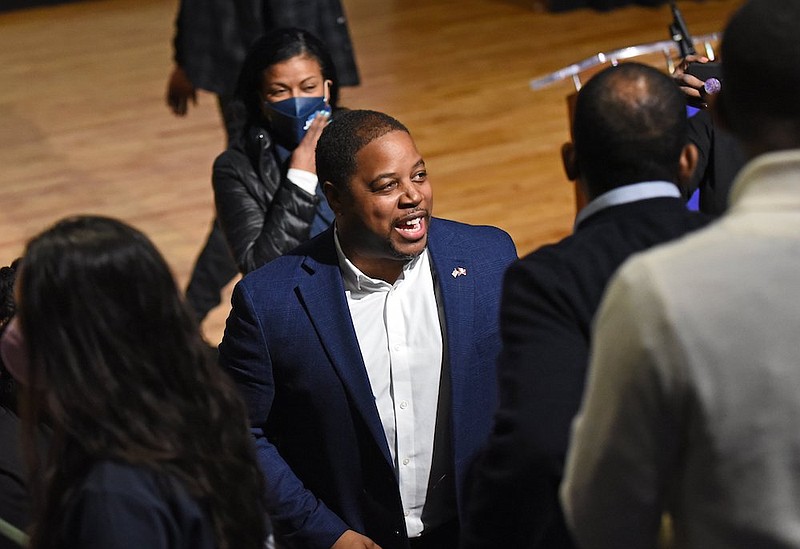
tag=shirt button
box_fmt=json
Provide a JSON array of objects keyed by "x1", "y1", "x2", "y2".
[
  {"x1": 394, "y1": 344, "x2": 401, "y2": 351},
  {"x1": 403, "y1": 458, "x2": 410, "y2": 465},
  {"x1": 404, "y1": 510, "x2": 410, "y2": 517},
  {"x1": 399, "y1": 400, "x2": 408, "y2": 409}
]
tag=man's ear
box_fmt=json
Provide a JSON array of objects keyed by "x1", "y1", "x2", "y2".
[
  {"x1": 561, "y1": 142, "x2": 579, "y2": 181},
  {"x1": 323, "y1": 180, "x2": 342, "y2": 216},
  {"x1": 678, "y1": 143, "x2": 699, "y2": 188}
]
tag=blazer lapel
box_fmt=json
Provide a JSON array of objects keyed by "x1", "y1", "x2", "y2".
[
  {"x1": 428, "y1": 218, "x2": 517, "y2": 485},
  {"x1": 427, "y1": 221, "x2": 477, "y2": 410},
  {"x1": 428, "y1": 220, "x2": 485, "y2": 444},
  {"x1": 295, "y1": 242, "x2": 394, "y2": 466}
]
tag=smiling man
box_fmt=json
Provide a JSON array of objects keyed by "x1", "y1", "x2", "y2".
[{"x1": 219, "y1": 110, "x2": 517, "y2": 549}]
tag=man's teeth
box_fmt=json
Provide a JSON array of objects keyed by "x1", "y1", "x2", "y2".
[{"x1": 400, "y1": 218, "x2": 421, "y2": 229}]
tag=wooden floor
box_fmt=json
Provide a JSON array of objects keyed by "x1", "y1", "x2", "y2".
[{"x1": 0, "y1": 0, "x2": 742, "y2": 343}]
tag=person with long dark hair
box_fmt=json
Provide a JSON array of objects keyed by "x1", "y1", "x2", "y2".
[{"x1": 1, "y1": 215, "x2": 267, "y2": 549}]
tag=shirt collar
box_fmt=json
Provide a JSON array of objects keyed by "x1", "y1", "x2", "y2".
[
  {"x1": 334, "y1": 227, "x2": 426, "y2": 292},
  {"x1": 574, "y1": 181, "x2": 681, "y2": 230}
]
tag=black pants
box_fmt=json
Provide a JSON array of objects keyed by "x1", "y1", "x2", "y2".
[
  {"x1": 184, "y1": 95, "x2": 246, "y2": 322},
  {"x1": 185, "y1": 219, "x2": 238, "y2": 322}
]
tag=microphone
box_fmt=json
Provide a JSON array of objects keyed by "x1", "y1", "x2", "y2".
[
  {"x1": 669, "y1": 1, "x2": 696, "y2": 58},
  {"x1": 703, "y1": 77, "x2": 722, "y2": 96},
  {"x1": 687, "y1": 62, "x2": 723, "y2": 97}
]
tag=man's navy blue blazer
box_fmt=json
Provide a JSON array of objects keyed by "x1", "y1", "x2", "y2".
[{"x1": 219, "y1": 217, "x2": 517, "y2": 549}]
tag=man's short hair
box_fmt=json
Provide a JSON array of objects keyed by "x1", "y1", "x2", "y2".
[
  {"x1": 316, "y1": 110, "x2": 409, "y2": 190},
  {"x1": 573, "y1": 62, "x2": 687, "y2": 197},
  {"x1": 720, "y1": 0, "x2": 800, "y2": 144}
]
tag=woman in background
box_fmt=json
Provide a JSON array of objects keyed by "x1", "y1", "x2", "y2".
[
  {"x1": 3, "y1": 215, "x2": 266, "y2": 549},
  {"x1": 212, "y1": 27, "x2": 340, "y2": 275}
]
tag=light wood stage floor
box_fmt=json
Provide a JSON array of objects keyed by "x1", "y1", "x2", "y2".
[{"x1": 0, "y1": 0, "x2": 742, "y2": 343}]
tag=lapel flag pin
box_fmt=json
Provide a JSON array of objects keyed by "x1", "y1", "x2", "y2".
[{"x1": 451, "y1": 266, "x2": 467, "y2": 278}]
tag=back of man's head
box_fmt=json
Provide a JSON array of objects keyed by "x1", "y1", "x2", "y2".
[
  {"x1": 720, "y1": 0, "x2": 800, "y2": 153},
  {"x1": 572, "y1": 62, "x2": 687, "y2": 198}
]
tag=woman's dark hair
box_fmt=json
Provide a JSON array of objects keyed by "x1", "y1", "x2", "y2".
[
  {"x1": 237, "y1": 28, "x2": 341, "y2": 124},
  {"x1": 17, "y1": 216, "x2": 266, "y2": 549}
]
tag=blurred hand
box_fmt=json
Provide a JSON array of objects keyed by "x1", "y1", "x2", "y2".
[
  {"x1": 673, "y1": 54, "x2": 710, "y2": 108},
  {"x1": 330, "y1": 529, "x2": 383, "y2": 549},
  {"x1": 166, "y1": 65, "x2": 197, "y2": 116},
  {"x1": 289, "y1": 110, "x2": 331, "y2": 173}
]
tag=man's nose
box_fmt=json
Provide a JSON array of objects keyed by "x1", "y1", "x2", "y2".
[{"x1": 399, "y1": 181, "x2": 422, "y2": 205}]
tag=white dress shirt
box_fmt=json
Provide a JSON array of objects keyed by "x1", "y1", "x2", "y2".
[{"x1": 335, "y1": 231, "x2": 443, "y2": 538}]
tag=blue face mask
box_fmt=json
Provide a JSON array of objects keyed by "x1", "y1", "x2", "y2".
[{"x1": 264, "y1": 96, "x2": 332, "y2": 149}]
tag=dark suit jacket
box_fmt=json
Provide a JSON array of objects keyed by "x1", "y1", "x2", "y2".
[
  {"x1": 174, "y1": 0, "x2": 359, "y2": 97},
  {"x1": 61, "y1": 461, "x2": 215, "y2": 549},
  {"x1": 220, "y1": 218, "x2": 517, "y2": 549},
  {"x1": 686, "y1": 110, "x2": 747, "y2": 216},
  {"x1": 461, "y1": 197, "x2": 710, "y2": 549}
]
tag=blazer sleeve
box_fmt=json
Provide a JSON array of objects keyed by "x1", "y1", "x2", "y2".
[
  {"x1": 219, "y1": 281, "x2": 349, "y2": 549},
  {"x1": 213, "y1": 149, "x2": 318, "y2": 274}
]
